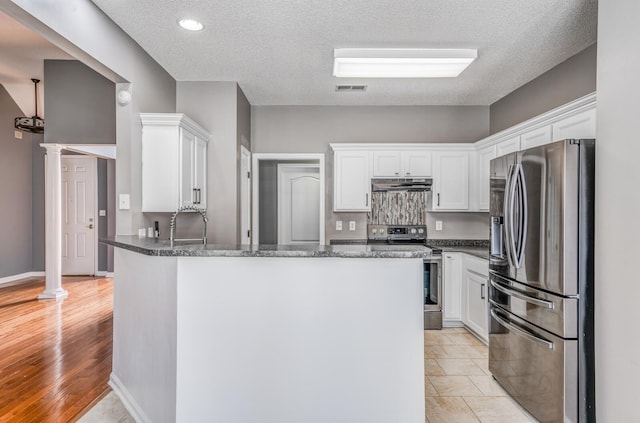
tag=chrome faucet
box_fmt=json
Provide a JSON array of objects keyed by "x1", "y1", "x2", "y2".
[{"x1": 169, "y1": 205, "x2": 208, "y2": 248}]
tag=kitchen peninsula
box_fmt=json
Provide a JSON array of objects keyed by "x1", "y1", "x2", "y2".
[{"x1": 102, "y1": 236, "x2": 428, "y2": 423}]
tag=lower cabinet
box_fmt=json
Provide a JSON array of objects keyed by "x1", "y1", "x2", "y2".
[
  {"x1": 442, "y1": 253, "x2": 463, "y2": 325},
  {"x1": 461, "y1": 255, "x2": 489, "y2": 343}
]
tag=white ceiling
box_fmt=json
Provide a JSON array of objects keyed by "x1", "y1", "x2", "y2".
[
  {"x1": 0, "y1": 12, "x2": 73, "y2": 116},
  {"x1": 91, "y1": 0, "x2": 597, "y2": 106}
]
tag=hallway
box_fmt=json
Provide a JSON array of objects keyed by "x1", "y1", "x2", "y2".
[{"x1": 0, "y1": 276, "x2": 113, "y2": 422}]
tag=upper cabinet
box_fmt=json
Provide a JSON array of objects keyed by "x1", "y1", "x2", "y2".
[
  {"x1": 372, "y1": 149, "x2": 432, "y2": 177},
  {"x1": 141, "y1": 113, "x2": 210, "y2": 213},
  {"x1": 552, "y1": 108, "x2": 597, "y2": 140},
  {"x1": 332, "y1": 147, "x2": 371, "y2": 212},
  {"x1": 476, "y1": 145, "x2": 496, "y2": 211},
  {"x1": 520, "y1": 125, "x2": 553, "y2": 150},
  {"x1": 432, "y1": 150, "x2": 470, "y2": 211},
  {"x1": 495, "y1": 136, "x2": 520, "y2": 157}
]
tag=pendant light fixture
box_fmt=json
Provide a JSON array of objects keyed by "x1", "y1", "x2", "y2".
[{"x1": 15, "y1": 78, "x2": 44, "y2": 134}]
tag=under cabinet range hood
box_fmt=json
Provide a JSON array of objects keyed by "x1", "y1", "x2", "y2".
[{"x1": 371, "y1": 178, "x2": 432, "y2": 192}]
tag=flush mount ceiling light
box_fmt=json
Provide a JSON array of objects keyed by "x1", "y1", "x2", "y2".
[
  {"x1": 177, "y1": 18, "x2": 204, "y2": 31},
  {"x1": 333, "y1": 48, "x2": 478, "y2": 78}
]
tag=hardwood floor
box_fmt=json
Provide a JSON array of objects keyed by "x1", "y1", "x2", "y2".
[{"x1": 0, "y1": 276, "x2": 113, "y2": 423}]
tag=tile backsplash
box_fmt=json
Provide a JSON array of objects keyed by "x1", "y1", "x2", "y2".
[{"x1": 368, "y1": 191, "x2": 427, "y2": 225}]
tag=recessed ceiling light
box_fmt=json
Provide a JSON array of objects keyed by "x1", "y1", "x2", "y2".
[
  {"x1": 333, "y1": 48, "x2": 477, "y2": 78},
  {"x1": 178, "y1": 18, "x2": 204, "y2": 31}
]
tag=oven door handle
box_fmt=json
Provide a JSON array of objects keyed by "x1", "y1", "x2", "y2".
[
  {"x1": 490, "y1": 305, "x2": 554, "y2": 349},
  {"x1": 490, "y1": 279, "x2": 554, "y2": 309}
]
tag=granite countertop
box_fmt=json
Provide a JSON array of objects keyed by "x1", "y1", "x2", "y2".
[
  {"x1": 101, "y1": 236, "x2": 433, "y2": 259},
  {"x1": 330, "y1": 239, "x2": 491, "y2": 260}
]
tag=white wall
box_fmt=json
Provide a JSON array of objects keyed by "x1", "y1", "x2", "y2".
[{"x1": 595, "y1": 2, "x2": 640, "y2": 421}]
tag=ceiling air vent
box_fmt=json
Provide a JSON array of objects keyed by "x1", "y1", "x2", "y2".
[{"x1": 335, "y1": 84, "x2": 368, "y2": 92}]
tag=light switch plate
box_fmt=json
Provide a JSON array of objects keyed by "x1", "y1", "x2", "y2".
[
  {"x1": 435, "y1": 220, "x2": 443, "y2": 231},
  {"x1": 349, "y1": 221, "x2": 356, "y2": 231},
  {"x1": 119, "y1": 194, "x2": 130, "y2": 210},
  {"x1": 336, "y1": 220, "x2": 343, "y2": 231},
  {"x1": 14, "y1": 131, "x2": 22, "y2": 139}
]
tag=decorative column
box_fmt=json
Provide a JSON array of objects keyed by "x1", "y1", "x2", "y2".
[{"x1": 39, "y1": 144, "x2": 68, "y2": 300}]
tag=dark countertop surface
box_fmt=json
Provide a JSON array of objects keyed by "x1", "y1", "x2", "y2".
[
  {"x1": 101, "y1": 236, "x2": 435, "y2": 259},
  {"x1": 330, "y1": 239, "x2": 490, "y2": 260}
]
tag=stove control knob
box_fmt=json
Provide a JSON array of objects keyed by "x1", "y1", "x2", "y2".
[
  {"x1": 418, "y1": 228, "x2": 424, "y2": 234},
  {"x1": 410, "y1": 228, "x2": 417, "y2": 234}
]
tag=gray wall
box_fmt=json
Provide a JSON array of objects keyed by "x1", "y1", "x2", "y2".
[
  {"x1": 174, "y1": 82, "x2": 239, "y2": 244},
  {"x1": 258, "y1": 161, "x2": 278, "y2": 244},
  {"x1": 38, "y1": 60, "x2": 116, "y2": 272},
  {"x1": 2, "y1": 0, "x2": 178, "y2": 239},
  {"x1": 252, "y1": 105, "x2": 491, "y2": 242},
  {"x1": 596, "y1": 2, "x2": 640, "y2": 420},
  {"x1": 252, "y1": 106, "x2": 489, "y2": 153},
  {"x1": 0, "y1": 85, "x2": 33, "y2": 278},
  {"x1": 490, "y1": 43, "x2": 597, "y2": 134}
]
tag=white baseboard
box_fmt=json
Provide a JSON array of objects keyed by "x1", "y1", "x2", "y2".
[
  {"x1": 95, "y1": 271, "x2": 115, "y2": 278},
  {"x1": 109, "y1": 373, "x2": 152, "y2": 423},
  {"x1": 0, "y1": 271, "x2": 45, "y2": 286}
]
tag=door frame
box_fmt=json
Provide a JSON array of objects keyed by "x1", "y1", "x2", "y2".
[
  {"x1": 277, "y1": 163, "x2": 321, "y2": 245},
  {"x1": 240, "y1": 146, "x2": 252, "y2": 245},
  {"x1": 60, "y1": 155, "x2": 99, "y2": 276},
  {"x1": 251, "y1": 153, "x2": 325, "y2": 246}
]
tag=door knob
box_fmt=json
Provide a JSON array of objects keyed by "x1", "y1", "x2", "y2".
[{"x1": 88, "y1": 224, "x2": 94, "y2": 229}]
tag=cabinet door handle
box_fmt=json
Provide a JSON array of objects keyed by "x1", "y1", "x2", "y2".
[
  {"x1": 197, "y1": 188, "x2": 201, "y2": 204},
  {"x1": 437, "y1": 193, "x2": 440, "y2": 207},
  {"x1": 365, "y1": 193, "x2": 369, "y2": 206},
  {"x1": 481, "y1": 283, "x2": 485, "y2": 299},
  {"x1": 406, "y1": 172, "x2": 411, "y2": 176},
  {"x1": 193, "y1": 188, "x2": 197, "y2": 204}
]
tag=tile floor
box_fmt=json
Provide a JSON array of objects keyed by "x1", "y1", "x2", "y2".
[
  {"x1": 424, "y1": 327, "x2": 536, "y2": 423},
  {"x1": 79, "y1": 327, "x2": 536, "y2": 422}
]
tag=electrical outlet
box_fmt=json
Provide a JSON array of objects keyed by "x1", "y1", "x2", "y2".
[
  {"x1": 349, "y1": 221, "x2": 356, "y2": 231},
  {"x1": 14, "y1": 131, "x2": 22, "y2": 140},
  {"x1": 138, "y1": 228, "x2": 146, "y2": 237},
  {"x1": 435, "y1": 220, "x2": 443, "y2": 231},
  {"x1": 336, "y1": 220, "x2": 343, "y2": 231},
  {"x1": 99, "y1": 210, "x2": 106, "y2": 217}
]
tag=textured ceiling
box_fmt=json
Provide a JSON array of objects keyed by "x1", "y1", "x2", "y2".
[{"x1": 94, "y1": 1, "x2": 596, "y2": 106}]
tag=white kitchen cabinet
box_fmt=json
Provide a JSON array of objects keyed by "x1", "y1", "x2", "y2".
[
  {"x1": 372, "y1": 150, "x2": 432, "y2": 177},
  {"x1": 432, "y1": 151, "x2": 470, "y2": 210},
  {"x1": 495, "y1": 136, "x2": 521, "y2": 157},
  {"x1": 462, "y1": 255, "x2": 489, "y2": 343},
  {"x1": 552, "y1": 108, "x2": 596, "y2": 140},
  {"x1": 520, "y1": 125, "x2": 553, "y2": 150},
  {"x1": 403, "y1": 150, "x2": 432, "y2": 177},
  {"x1": 476, "y1": 145, "x2": 496, "y2": 211},
  {"x1": 333, "y1": 150, "x2": 371, "y2": 211},
  {"x1": 141, "y1": 113, "x2": 209, "y2": 212},
  {"x1": 443, "y1": 252, "x2": 463, "y2": 325}
]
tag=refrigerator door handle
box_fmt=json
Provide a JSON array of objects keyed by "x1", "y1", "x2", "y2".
[
  {"x1": 504, "y1": 164, "x2": 516, "y2": 268},
  {"x1": 513, "y1": 164, "x2": 528, "y2": 268},
  {"x1": 490, "y1": 305, "x2": 554, "y2": 349},
  {"x1": 490, "y1": 278, "x2": 554, "y2": 309}
]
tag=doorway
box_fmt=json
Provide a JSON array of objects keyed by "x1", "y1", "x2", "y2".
[{"x1": 251, "y1": 154, "x2": 325, "y2": 246}]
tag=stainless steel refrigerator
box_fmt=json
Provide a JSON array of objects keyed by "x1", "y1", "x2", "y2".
[{"x1": 488, "y1": 139, "x2": 595, "y2": 423}]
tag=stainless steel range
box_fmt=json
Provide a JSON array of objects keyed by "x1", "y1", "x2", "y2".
[{"x1": 368, "y1": 224, "x2": 443, "y2": 330}]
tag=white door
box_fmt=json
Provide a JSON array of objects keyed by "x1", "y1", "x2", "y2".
[
  {"x1": 61, "y1": 156, "x2": 97, "y2": 275},
  {"x1": 240, "y1": 146, "x2": 251, "y2": 245},
  {"x1": 278, "y1": 164, "x2": 320, "y2": 245}
]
